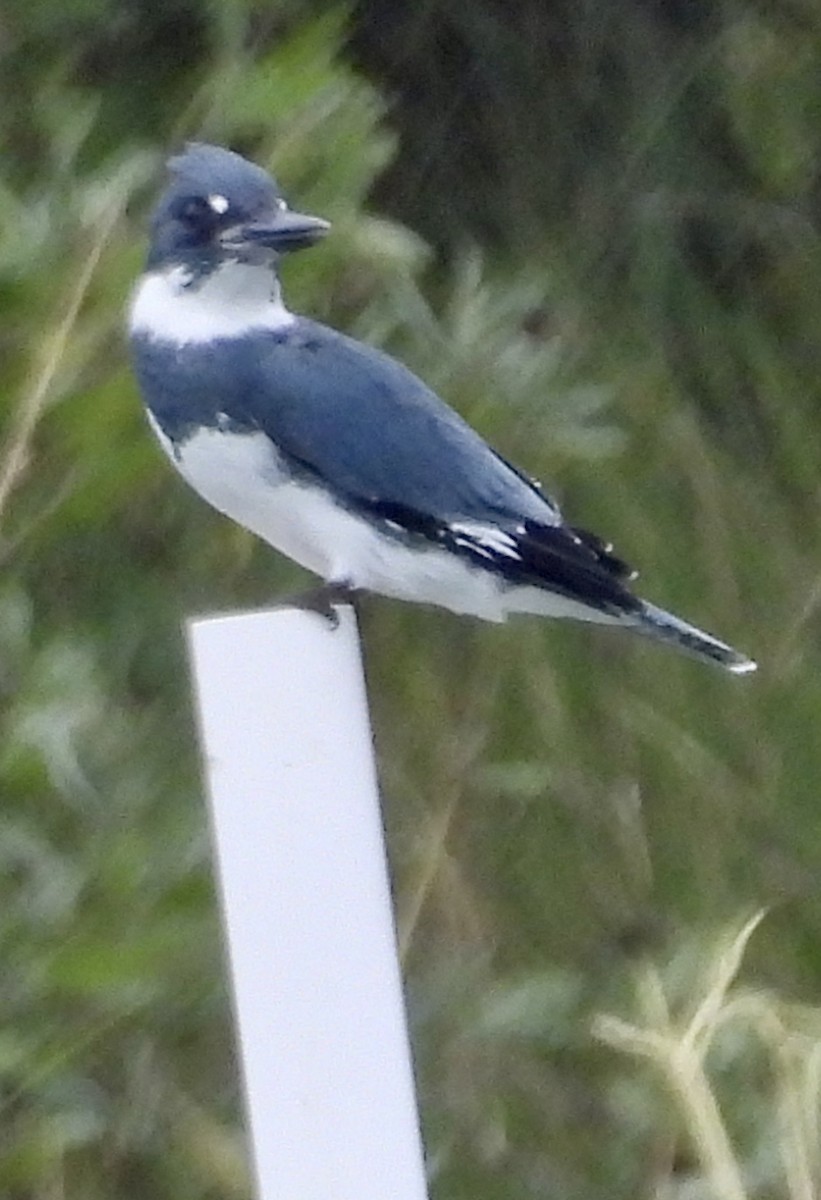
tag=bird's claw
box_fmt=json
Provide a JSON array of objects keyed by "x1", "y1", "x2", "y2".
[{"x1": 276, "y1": 581, "x2": 361, "y2": 628}]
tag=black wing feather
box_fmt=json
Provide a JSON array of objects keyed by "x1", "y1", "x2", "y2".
[{"x1": 360, "y1": 497, "x2": 641, "y2": 617}]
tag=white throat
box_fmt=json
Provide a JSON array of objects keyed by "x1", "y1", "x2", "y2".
[{"x1": 129, "y1": 261, "x2": 295, "y2": 345}]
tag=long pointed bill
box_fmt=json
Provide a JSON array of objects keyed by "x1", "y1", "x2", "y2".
[{"x1": 236, "y1": 210, "x2": 331, "y2": 253}]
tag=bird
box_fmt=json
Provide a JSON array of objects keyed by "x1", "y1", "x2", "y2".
[{"x1": 129, "y1": 143, "x2": 756, "y2": 674}]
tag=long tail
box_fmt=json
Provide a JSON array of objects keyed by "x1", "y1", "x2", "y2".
[{"x1": 631, "y1": 601, "x2": 757, "y2": 674}]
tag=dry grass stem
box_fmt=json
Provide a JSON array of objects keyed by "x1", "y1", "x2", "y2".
[
  {"x1": 0, "y1": 195, "x2": 125, "y2": 527},
  {"x1": 593, "y1": 914, "x2": 771, "y2": 1200}
]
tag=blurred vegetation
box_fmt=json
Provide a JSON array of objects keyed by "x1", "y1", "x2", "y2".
[{"x1": 0, "y1": 0, "x2": 820, "y2": 1197}]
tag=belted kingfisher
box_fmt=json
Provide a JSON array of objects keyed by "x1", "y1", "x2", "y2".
[{"x1": 130, "y1": 143, "x2": 756, "y2": 674}]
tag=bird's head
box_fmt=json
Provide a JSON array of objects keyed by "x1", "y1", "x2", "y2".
[{"x1": 146, "y1": 143, "x2": 330, "y2": 275}]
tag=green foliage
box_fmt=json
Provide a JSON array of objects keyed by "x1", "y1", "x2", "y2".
[{"x1": 0, "y1": 2, "x2": 820, "y2": 1198}]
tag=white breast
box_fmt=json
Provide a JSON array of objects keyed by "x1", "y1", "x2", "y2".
[
  {"x1": 147, "y1": 415, "x2": 367, "y2": 581},
  {"x1": 130, "y1": 262, "x2": 295, "y2": 345}
]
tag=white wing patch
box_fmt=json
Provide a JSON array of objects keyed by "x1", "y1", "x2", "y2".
[{"x1": 448, "y1": 520, "x2": 523, "y2": 561}]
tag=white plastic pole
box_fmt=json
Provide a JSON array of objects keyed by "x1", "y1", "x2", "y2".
[{"x1": 187, "y1": 605, "x2": 429, "y2": 1200}]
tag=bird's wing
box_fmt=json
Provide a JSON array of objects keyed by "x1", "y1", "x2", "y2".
[
  {"x1": 233, "y1": 320, "x2": 638, "y2": 615},
  {"x1": 244, "y1": 319, "x2": 558, "y2": 525}
]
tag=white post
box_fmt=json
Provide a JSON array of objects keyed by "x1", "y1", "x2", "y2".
[{"x1": 187, "y1": 605, "x2": 429, "y2": 1200}]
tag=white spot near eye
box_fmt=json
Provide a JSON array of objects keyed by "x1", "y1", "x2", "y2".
[
  {"x1": 208, "y1": 194, "x2": 230, "y2": 214},
  {"x1": 277, "y1": 198, "x2": 289, "y2": 211}
]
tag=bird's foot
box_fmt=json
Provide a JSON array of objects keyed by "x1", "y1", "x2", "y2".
[{"x1": 276, "y1": 580, "x2": 364, "y2": 629}]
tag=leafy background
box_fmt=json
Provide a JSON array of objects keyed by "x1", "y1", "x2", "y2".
[{"x1": 1, "y1": 1, "x2": 820, "y2": 1196}]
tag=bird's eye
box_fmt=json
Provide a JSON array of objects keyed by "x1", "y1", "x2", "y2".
[{"x1": 177, "y1": 196, "x2": 217, "y2": 228}]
